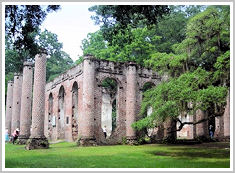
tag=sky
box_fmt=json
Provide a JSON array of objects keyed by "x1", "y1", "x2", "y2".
[{"x1": 40, "y1": 5, "x2": 100, "y2": 62}]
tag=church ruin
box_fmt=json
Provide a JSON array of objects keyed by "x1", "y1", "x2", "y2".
[{"x1": 5, "y1": 53, "x2": 230, "y2": 148}]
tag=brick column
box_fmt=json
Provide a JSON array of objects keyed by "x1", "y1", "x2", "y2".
[
  {"x1": 125, "y1": 62, "x2": 137, "y2": 144},
  {"x1": 195, "y1": 110, "x2": 208, "y2": 138},
  {"x1": 26, "y1": 53, "x2": 49, "y2": 150},
  {"x1": 214, "y1": 116, "x2": 224, "y2": 139},
  {"x1": 78, "y1": 55, "x2": 96, "y2": 146},
  {"x1": 5, "y1": 81, "x2": 14, "y2": 135},
  {"x1": 11, "y1": 73, "x2": 23, "y2": 133},
  {"x1": 164, "y1": 118, "x2": 176, "y2": 141},
  {"x1": 223, "y1": 92, "x2": 230, "y2": 138},
  {"x1": 18, "y1": 62, "x2": 33, "y2": 144}
]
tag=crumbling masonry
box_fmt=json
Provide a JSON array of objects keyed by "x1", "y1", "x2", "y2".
[
  {"x1": 6, "y1": 54, "x2": 230, "y2": 147},
  {"x1": 18, "y1": 62, "x2": 33, "y2": 144}
]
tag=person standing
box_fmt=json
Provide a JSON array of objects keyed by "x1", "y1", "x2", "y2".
[
  {"x1": 12, "y1": 128, "x2": 20, "y2": 144},
  {"x1": 209, "y1": 125, "x2": 214, "y2": 139},
  {"x1": 5, "y1": 129, "x2": 9, "y2": 142},
  {"x1": 103, "y1": 126, "x2": 107, "y2": 139}
]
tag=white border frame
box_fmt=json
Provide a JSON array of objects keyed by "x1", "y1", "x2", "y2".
[{"x1": 1, "y1": 1, "x2": 233, "y2": 172}]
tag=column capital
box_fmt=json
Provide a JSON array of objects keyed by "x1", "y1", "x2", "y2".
[
  {"x1": 14, "y1": 72, "x2": 23, "y2": 77},
  {"x1": 38, "y1": 48, "x2": 48, "y2": 55},
  {"x1": 83, "y1": 54, "x2": 95, "y2": 61},
  {"x1": 23, "y1": 61, "x2": 34, "y2": 67},
  {"x1": 125, "y1": 61, "x2": 138, "y2": 67}
]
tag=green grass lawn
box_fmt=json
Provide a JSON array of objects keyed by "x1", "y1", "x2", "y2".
[{"x1": 5, "y1": 142, "x2": 230, "y2": 168}]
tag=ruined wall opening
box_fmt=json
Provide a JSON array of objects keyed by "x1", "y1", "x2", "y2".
[
  {"x1": 48, "y1": 93, "x2": 53, "y2": 139},
  {"x1": 72, "y1": 81, "x2": 78, "y2": 141},
  {"x1": 101, "y1": 78, "x2": 118, "y2": 138},
  {"x1": 142, "y1": 82, "x2": 155, "y2": 137},
  {"x1": 208, "y1": 112, "x2": 215, "y2": 137},
  {"x1": 58, "y1": 86, "x2": 65, "y2": 139}
]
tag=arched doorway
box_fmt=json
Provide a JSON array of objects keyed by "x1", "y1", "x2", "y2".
[
  {"x1": 58, "y1": 86, "x2": 65, "y2": 139},
  {"x1": 142, "y1": 82, "x2": 156, "y2": 137},
  {"x1": 101, "y1": 78, "x2": 118, "y2": 138},
  {"x1": 48, "y1": 93, "x2": 53, "y2": 140},
  {"x1": 72, "y1": 81, "x2": 78, "y2": 141}
]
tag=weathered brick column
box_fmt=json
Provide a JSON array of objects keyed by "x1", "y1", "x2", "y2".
[
  {"x1": 18, "y1": 62, "x2": 33, "y2": 144},
  {"x1": 11, "y1": 73, "x2": 23, "y2": 133},
  {"x1": 195, "y1": 110, "x2": 208, "y2": 138},
  {"x1": 223, "y1": 92, "x2": 230, "y2": 139},
  {"x1": 78, "y1": 55, "x2": 96, "y2": 146},
  {"x1": 163, "y1": 118, "x2": 176, "y2": 141},
  {"x1": 125, "y1": 62, "x2": 137, "y2": 144},
  {"x1": 214, "y1": 116, "x2": 224, "y2": 139},
  {"x1": 5, "y1": 81, "x2": 14, "y2": 135},
  {"x1": 26, "y1": 53, "x2": 49, "y2": 150}
]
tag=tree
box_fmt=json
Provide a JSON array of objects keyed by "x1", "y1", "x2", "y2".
[
  {"x1": 5, "y1": 5, "x2": 60, "y2": 72},
  {"x1": 89, "y1": 5, "x2": 170, "y2": 43},
  {"x1": 132, "y1": 6, "x2": 230, "y2": 138},
  {"x1": 154, "y1": 5, "x2": 206, "y2": 53},
  {"x1": 81, "y1": 25, "x2": 160, "y2": 65},
  {"x1": 83, "y1": 5, "x2": 207, "y2": 65},
  {"x1": 81, "y1": 30, "x2": 109, "y2": 59},
  {"x1": 182, "y1": 6, "x2": 230, "y2": 71}
]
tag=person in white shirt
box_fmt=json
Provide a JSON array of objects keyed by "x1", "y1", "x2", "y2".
[{"x1": 103, "y1": 125, "x2": 107, "y2": 138}]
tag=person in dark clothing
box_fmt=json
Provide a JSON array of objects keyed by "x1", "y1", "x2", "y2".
[
  {"x1": 209, "y1": 125, "x2": 214, "y2": 139},
  {"x1": 12, "y1": 128, "x2": 20, "y2": 144}
]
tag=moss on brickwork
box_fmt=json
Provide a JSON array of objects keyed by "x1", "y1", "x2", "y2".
[{"x1": 25, "y1": 138, "x2": 49, "y2": 150}]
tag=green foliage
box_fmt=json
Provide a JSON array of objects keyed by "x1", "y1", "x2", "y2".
[
  {"x1": 75, "y1": 56, "x2": 84, "y2": 65},
  {"x1": 82, "y1": 25, "x2": 160, "y2": 65},
  {"x1": 142, "y1": 82, "x2": 155, "y2": 92},
  {"x1": 5, "y1": 5, "x2": 60, "y2": 62},
  {"x1": 5, "y1": 5, "x2": 63, "y2": 94},
  {"x1": 213, "y1": 50, "x2": 230, "y2": 86},
  {"x1": 197, "y1": 86, "x2": 228, "y2": 111},
  {"x1": 81, "y1": 31, "x2": 109, "y2": 59},
  {"x1": 101, "y1": 78, "x2": 117, "y2": 93},
  {"x1": 133, "y1": 67, "x2": 228, "y2": 131},
  {"x1": 5, "y1": 48, "x2": 23, "y2": 73},
  {"x1": 183, "y1": 6, "x2": 230, "y2": 71},
  {"x1": 145, "y1": 52, "x2": 187, "y2": 77},
  {"x1": 5, "y1": 30, "x2": 74, "y2": 96},
  {"x1": 89, "y1": 5, "x2": 170, "y2": 43},
  {"x1": 112, "y1": 109, "x2": 117, "y2": 131}
]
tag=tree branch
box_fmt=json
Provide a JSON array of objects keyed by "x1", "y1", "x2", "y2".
[{"x1": 167, "y1": 110, "x2": 224, "y2": 134}]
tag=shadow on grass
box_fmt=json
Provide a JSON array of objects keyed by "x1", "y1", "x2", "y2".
[
  {"x1": 151, "y1": 150, "x2": 229, "y2": 159},
  {"x1": 148, "y1": 142, "x2": 230, "y2": 159},
  {"x1": 164, "y1": 142, "x2": 230, "y2": 149}
]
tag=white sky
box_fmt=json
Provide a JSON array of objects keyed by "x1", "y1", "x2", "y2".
[{"x1": 40, "y1": 5, "x2": 100, "y2": 62}]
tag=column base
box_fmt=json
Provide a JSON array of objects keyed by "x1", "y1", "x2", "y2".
[
  {"x1": 126, "y1": 136, "x2": 137, "y2": 145},
  {"x1": 25, "y1": 137, "x2": 49, "y2": 150},
  {"x1": 18, "y1": 135, "x2": 30, "y2": 145},
  {"x1": 77, "y1": 137, "x2": 97, "y2": 147},
  {"x1": 194, "y1": 135, "x2": 210, "y2": 142}
]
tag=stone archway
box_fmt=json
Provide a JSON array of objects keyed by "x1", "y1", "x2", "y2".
[
  {"x1": 58, "y1": 86, "x2": 65, "y2": 139},
  {"x1": 71, "y1": 81, "x2": 79, "y2": 141},
  {"x1": 48, "y1": 93, "x2": 53, "y2": 140},
  {"x1": 101, "y1": 78, "x2": 118, "y2": 138}
]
